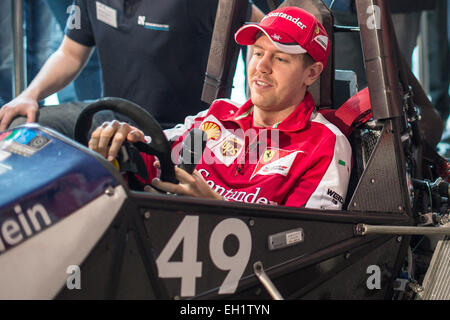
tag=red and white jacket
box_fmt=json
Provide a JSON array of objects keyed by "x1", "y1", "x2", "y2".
[{"x1": 142, "y1": 92, "x2": 352, "y2": 209}]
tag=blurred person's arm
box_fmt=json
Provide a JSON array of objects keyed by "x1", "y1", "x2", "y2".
[{"x1": 0, "y1": 36, "x2": 92, "y2": 130}]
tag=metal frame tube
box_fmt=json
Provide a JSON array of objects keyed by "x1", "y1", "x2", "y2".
[
  {"x1": 418, "y1": 11, "x2": 430, "y2": 96},
  {"x1": 12, "y1": 0, "x2": 27, "y2": 97},
  {"x1": 355, "y1": 0, "x2": 403, "y2": 120},
  {"x1": 355, "y1": 223, "x2": 450, "y2": 236},
  {"x1": 253, "y1": 262, "x2": 284, "y2": 300}
]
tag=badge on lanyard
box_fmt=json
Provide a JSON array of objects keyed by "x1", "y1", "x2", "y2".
[{"x1": 96, "y1": 1, "x2": 118, "y2": 28}]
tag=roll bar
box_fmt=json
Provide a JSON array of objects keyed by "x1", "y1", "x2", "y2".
[{"x1": 11, "y1": 0, "x2": 27, "y2": 97}]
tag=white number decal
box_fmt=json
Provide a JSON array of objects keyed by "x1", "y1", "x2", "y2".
[
  {"x1": 156, "y1": 216, "x2": 252, "y2": 297},
  {"x1": 209, "y1": 218, "x2": 252, "y2": 294},
  {"x1": 155, "y1": 216, "x2": 202, "y2": 297}
]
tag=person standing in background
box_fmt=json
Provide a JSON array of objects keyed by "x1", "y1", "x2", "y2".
[
  {"x1": 0, "y1": 0, "x2": 102, "y2": 106},
  {"x1": 44, "y1": 0, "x2": 103, "y2": 102},
  {"x1": 1, "y1": 0, "x2": 264, "y2": 137}
]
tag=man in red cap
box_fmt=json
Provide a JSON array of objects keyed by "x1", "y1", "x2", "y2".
[{"x1": 89, "y1": 7, "x2": 352, "y2": 209}]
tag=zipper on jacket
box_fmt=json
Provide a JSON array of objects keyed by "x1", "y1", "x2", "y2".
[{"x1": 234, "y1": 163, "x2": 244, "y2": 175}]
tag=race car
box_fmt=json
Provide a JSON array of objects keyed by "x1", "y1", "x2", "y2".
[{"x1": 0, "y1": 0, "x2": 449, "y2": 300}]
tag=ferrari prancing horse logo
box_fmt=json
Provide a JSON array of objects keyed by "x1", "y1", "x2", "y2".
[
  {"x1": 251, "y1": 148, "x2": 302, "y2": 180},
  {"x1": 263, "y1": 149, "x2": 275, "y2": 163}
]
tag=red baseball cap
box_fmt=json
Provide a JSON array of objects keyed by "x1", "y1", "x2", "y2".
[{"x1": 235, "y1": 7, "x2": 330, "y2": 66}]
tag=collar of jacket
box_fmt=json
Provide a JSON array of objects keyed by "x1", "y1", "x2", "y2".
[{"x1": 220, "y1": 92, "x2": 316, "y2": 133}]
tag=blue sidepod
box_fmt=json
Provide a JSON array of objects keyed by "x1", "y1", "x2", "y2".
[{"x1": 0, "y1": 124, "x2": 121, "y2": 254}]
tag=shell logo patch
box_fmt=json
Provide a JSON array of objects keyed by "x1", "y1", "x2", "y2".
[
  {"x1": 221, "y1": 138, "x2": 242, "y2": 157},
  {"x1": 251, "y1": 148, "x2": 302, "y2": 180},
  {"x1": 199, "y1": 115, "x2": 243, "y2": 166},
  {"x1": 201, "y1": 121, "x2": 222, "y2": 141}
]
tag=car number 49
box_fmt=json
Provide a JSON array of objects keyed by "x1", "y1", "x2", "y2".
[{"x1": 155, "y1": 216, "x2": 252, "y2": 297}]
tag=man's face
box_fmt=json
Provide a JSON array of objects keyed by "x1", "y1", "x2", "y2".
[{"x1": 248, "y1": 35, "x2": 314, "y2": 113}]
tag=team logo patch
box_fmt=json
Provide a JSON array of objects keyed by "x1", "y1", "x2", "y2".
[
  {"x1": 137, "y1": 15, "x2": 170, "y2": 31},
  {"x1": 221, "y1": 138, "x2": 242, "y2": 157},
  {"x1": 263, "y1": 149, "x2": 275, "y2": 163},
  {"x1": 201, "y1": 121, "x2": 222, "y2": 141},
  {"x1": 327, "y1": 188, "x2": 344, "y2": 205},
  {"x1": 272, "y1": 33, "x2": 282, "y2": 41},
  {"x1": 199, "y1": 115, "x2": 243, "y2": 166},
  {"x1": 251, "y1": 148, "x2": 302, "y2": 180},
  {"x1": 314, "y1": 35, "x2": 328, "y2": 51},
  {"x1": 209, "y1": 135, "x2": 244, "y2": 166}
]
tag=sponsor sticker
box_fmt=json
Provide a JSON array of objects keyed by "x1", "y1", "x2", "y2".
[
  {"x1": 199, "y1": 115, "x2": 244, "y2": 166},
  {"x1": 272, "y1": 33, "x2": 282, "y2": 41},
  {"x1": 3, "y1": 129, "x2": 20, "y2": 141},
  {"x1": 221, "y1": 137, "x2": 242, "y2": 157},
  {"x1": 263, "y1": 12, "x2": 307, "y2": 30},
  {"x1": 0, "y1": 150, "x2": 11, "y2": 162},
  {"x1": 201, "y1": 121, "x2": 222, "y2": 141},
  {"x1": 143, "y1": 23, "x2": 170, "y2": 31},
  {"x1": 0, "y1": 203, "x2": 53, "y2": 253},
  {"x1": 0, "y1": 131, "x2": 12, "y2": 142},
  {"x1": 210, "y1": 136, "x2": 244, "y2": 166},
  {"x1": 3, "y1": 142, "x2": 37, "y2": 157},
  {"x1": 327, "y1": 188, "x2": 344, "y2": 206},
  {"x1": 11, "y1": 128, "x2": 36, "y2": 145},
  {"x1": 27, "y1": 135, "x2": 50, "y2": 150},
  {"x1": 137, "y1": 15, "x2": 170, "y2": 31},
  {"x1": 314, "y1": 35, "x2": 328, "y2": 51},
  {"x1": 0, "y1": 129, "x2": 50, "y2": 156},
  {"x1": 200, "y1": 115, "x2": 228, "y2": 149},
  {"x1": 250, "y1": 148, "x2": 301, "y2": 180}
]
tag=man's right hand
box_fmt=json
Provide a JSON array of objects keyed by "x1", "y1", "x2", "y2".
[
  {"x1": 88, "y1": 120, "x2": 145, "y2": 161},
  {"x1": 0, "y1": 96, "x2": 39, "y2": 131}
]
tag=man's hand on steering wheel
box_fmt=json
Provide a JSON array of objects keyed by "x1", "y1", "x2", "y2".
[
  {"x1": 88, "y1": 120, "x2": 145, "y2": 161},
  {"x1": 151, "y1": 160, "x2": 223, "y2": 200},
  {"x1": 88, "y1": 121, "x2": 222, "y2": 200}
]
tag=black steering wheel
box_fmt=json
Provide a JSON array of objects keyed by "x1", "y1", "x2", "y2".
[{"x1": 74, "y1": 97, "x2": 177, "y2": 184}]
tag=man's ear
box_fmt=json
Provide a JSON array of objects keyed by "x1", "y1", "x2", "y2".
[{"x1": 304, "y1": 62, "x2": 324, "y2": 86}]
